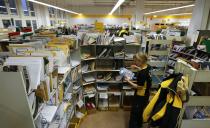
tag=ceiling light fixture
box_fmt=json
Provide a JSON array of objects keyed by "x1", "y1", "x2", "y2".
[
  {"x1": 27, "y1": 0, "x2": 79, "y2": 14},
  {"x1": 109, "y1": 0, "x2": 125, "y2": 15},
  {"x1": 144, "y1": 4, "x2": 195, "y2": 15},
  {"x1": 170, "y1": 13, "x2": 192, "y2": 16}
]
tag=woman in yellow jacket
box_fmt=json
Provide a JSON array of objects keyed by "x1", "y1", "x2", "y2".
[
  {"x1": 118, "y1": 27, "x2": 129, "y2": 37},
  {"x1": 125, "y1": 53, "x2": 152, "y2": 128}
]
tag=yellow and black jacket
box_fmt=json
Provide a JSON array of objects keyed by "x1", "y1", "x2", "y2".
[
  {"x1": 143, "y1": 73, "x2": 186, "y2": 128},
  {"x1": 118, "y1": 29, "x2": 129, "y2": 37}
]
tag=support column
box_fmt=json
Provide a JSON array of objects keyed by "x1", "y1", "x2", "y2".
[
  {"x1": 35, "y1": 4, "x2": 50, "y2": 27},
  {"x1": 187, "y1": 0, "x2": 210, "y2": 45},
  {"x1": 132, "y1": 0, "x2": 145, "y2": 28}
]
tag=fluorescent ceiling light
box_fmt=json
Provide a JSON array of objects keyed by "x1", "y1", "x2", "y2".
[
  {"x1": 144, "y1": 4, "x2": 195, "y2": 15},
  {"x1": 109, "y1": 0, "x2": 125, "y2": 15},
  {"x1": 0, "y1": 6, "x2": 7, "y2": 8},
  {"x1": 27, "y1": 0, "x2": 79, "y2": 14},
  {"x1": 170, "y1": 13, "x2": 192, "y2": 16}
]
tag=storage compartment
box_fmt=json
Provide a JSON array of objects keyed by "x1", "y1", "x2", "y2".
[
  {"x1": 122, "y1": 90, "x2": 135, "y2": 110},
  {"x1": 108, "y1": 92, "x2": 121, "y2": 111},
  {"x1": 98, "y1": 92, "x2": 108, "y2": 111},
  {"x1": 84, "y1": 93, "x2": 97, "y2": 114},
  {"x1": 81, "y1": 60, "x2": 95, "y2": 73},
  {"x1": 96, "y1": 46, "x2": 114, "y2": 58},
  {"x1": 80, "y1": 45, "x2": 96, "y2": 60},
  {"x1": 69, "y1": 117, "x2": 81, "y2": 128},
  {"x1": 68, "y1": 123, "x2": 78, "y2": 128}
]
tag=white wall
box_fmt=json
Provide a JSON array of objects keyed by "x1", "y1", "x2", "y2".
[
  {"x1": 147, "y1": 18, "x2": 191, "y2": 26},
  {"x1": 70, "y1": 17, "x2": 130, "y2": 26},
  {"x1": 207, "y1": 9, "x2": 210, "y2": 30},
  {"x1": 35, "y1": 3, "x2": 50, "y2": 27},
  {"x1": 70, "y1": 6, "x2": 113, "y2": 15},
  {"x1": 187, "y1": 0, "x2": 210, "y2": 45}
]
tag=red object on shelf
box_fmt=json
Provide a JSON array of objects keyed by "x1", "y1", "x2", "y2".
[
  {"x1": 21, "y1": 27, "x2": 32, "y2": 32},
  {"x1": 8, "y1": 32, "x2": 20, "y2": 37}
]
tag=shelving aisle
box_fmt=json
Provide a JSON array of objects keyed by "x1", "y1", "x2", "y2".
[{"x1": 0, "y1": 34, "x2": 84, "y2": 128}]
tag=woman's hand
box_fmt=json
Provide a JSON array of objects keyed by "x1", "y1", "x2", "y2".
[
  {"x1": 131, "y1": 65, "x2": 139, "y2": 69},
  {"x1": 124, "y1": 76, "x2": 129, "y2": 82}
]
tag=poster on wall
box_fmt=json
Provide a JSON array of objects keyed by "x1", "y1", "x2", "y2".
[{"x1": 95, "y1": 22, "x2": 104, "y2": 32}]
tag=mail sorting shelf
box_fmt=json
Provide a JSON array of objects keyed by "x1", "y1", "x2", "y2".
[
  {"x1": 108, "y1": 91, "x2": 122, "y2": 111},
  {"x1": 81, "y1": 41, "x2": 125, "y2": 111},
  {"x1": 50, "y1": 50, "x2": 82, "y2": 127},
  {"x1": 41, "y1": 50, "x2": 82, "y2": 127},
  {"x1": 80, "y1": 36, "x2": 142, "y2": 111},
  {"x1": 120, "y1": 43, "x2": 141, "y2": 111},
  {"x1": 175, "y1": 59, "x2": 210, "y2": 128},
  {"x1": 166, "y1": 45, "x2": 210, "y2": 77},
  {"x1": 98, "y1": 92, "x2": 109, "y2": 110},
  {"x1": 83, "y1": 91, "x2": 97, "y2": 114},
  {"x1": 147, "y1": 39, "x2": 172, "y2": 87},
  {"x1": 42, "y1": 66, "x2": 75, "y2": 128},
  {"x1": 122, "y1": 87, "x2": 135, "y2": 110},
  {"x1": 33, "y1": 64, "x2": 73, "y2": 127},
  {"x1": 97, "y1": 91, "x2": 122, "y2": 111},
  {"x1": 83, "y1": 80, "x2": 97, "y2": 114},
  {"x1": 0, "y1": 68, "x2": 75, "y2": 128}
]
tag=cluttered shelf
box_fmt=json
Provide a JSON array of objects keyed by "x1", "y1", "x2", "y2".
[
  {"x1": 175, "y1": 59, "x2": 210, "y2": 128},
  {"x1": 80, "y1": 32, "x2": 141, "y2": 112},
  {"x1": 96, "y1": 80, "x2": 123, "y2": 84},
  {"x1": 34, "y1": 103, "x2": 46, "y2": 121},
  {"x1": 81, "y1": 57, "x2": 96, "y2": 61},
  {"x1": 82, "y1": 81, "x2": 95, "y2": 86},
  {"x1": 0, "y1": 29, "x2": 83, "y2": 128}
]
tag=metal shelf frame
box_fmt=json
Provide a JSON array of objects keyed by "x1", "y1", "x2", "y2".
[{"x1": 175, "y1": 59, "x2": 210, "y2": 128}]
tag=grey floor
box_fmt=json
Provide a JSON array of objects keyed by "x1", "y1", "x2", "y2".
[{"x1": 80, "y1": 110, "x2": 130, "y2": 128}]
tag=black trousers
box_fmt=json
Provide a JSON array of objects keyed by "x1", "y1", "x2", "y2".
[{"x1": 129, "y1": 95, "x2": 149, "y2": 128}]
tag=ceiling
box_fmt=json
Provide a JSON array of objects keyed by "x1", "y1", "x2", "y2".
[{"x1": 38, "y1": 0, "x2": 195, "y2": 15}]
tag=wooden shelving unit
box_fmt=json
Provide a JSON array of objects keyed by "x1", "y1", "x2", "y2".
[
  {"x1": 80, "y1": 33, "x2": 141, "y2": 111},
  {"x1": 166, "y1": 45, "x2": 210, "y2": 76}
]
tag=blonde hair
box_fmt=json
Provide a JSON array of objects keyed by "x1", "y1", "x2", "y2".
[{"x1": 133, "y1": 53, "x2": 148, "y2": 64}]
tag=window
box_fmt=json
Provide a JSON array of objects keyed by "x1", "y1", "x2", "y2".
[
  {"x1": 0, "y1": 0, "x2": 8, "y2": 15},
  {"x1": 63, "y1": 12, "x2": 66, "y2": 19},
  {"x1": 26, "y1": 20, "x2": 31, "y2": 27},
  {"x1": 57, "y1": 10, "x2": 62, "y2": 18},
  {"x1": 2, "y1": 20, "x2": 11, "y2": 28},
  {"x1": 21, "y1": 0, "x2": 29, "y2": 16},
  {"x1": 48, "y1": 7, "x2": 55, "y2": 18},
  {"x1": 8, "y1": 0, "x2": 17, "y2": 15},
  {"x1": 28, "y1": 1, "x2": 35, "y2": 16},
  {"x1": 50, "y1": 20, "x2": 56, "y2": 26},
  {"x1": 15, "y1": 20, "x2": 22, "y2": 27},
  {"x1": 50, "y1": 20, "x2": 53, "y2": 26},
  {"x1": 21, "y1": 0, "x2": 35, "y2": 17},
  {"x1": 32, "y1": 20, "x2": 37, "y2": 30}
]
